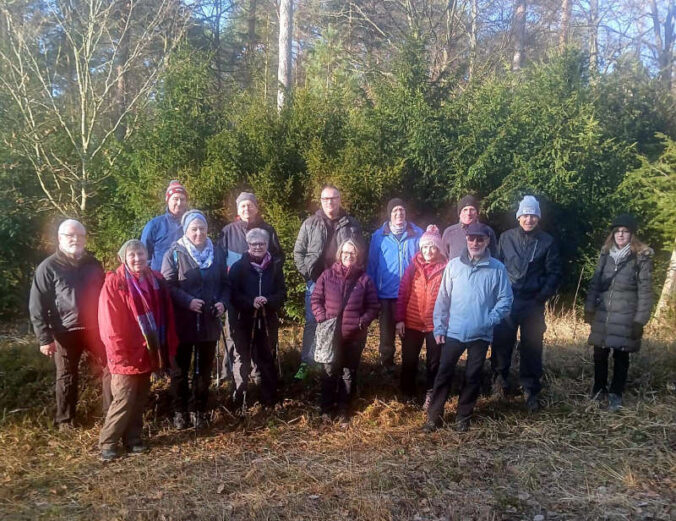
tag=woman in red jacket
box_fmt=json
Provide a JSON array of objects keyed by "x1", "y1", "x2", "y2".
[
  {"x1": 395, "y1": 225, "x2": 448, "y2": 408},
  {"x1": 311, "y1": 239, "x2": 379, "y2": 426},
  {"x1": 98, "y1": 240, "x2": 178, "y2": 462}
]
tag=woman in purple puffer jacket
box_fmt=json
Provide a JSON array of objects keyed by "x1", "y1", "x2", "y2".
[{"x1": 311, "y1": 239, "x2": 379, "y2": 426}]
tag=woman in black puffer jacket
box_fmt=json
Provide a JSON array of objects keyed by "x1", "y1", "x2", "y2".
[{"x1": 584, "y1": 214, "x2": 653, "y2": 411}]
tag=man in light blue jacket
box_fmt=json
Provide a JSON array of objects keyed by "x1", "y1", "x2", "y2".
[
  {"x1": 423, "y1": 222, "x2": 513, "y2": 432},
  {"x1": 367, "y1": 198, "x2": 423, "y2": 373}
]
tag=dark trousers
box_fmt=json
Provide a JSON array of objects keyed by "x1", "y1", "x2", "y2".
[
  {"x1": 53, "y1": 330, "x2": 112, "y2": 425},
  {"x1": 593, "y1": 346, "x2": 630, "y2": 396},
  {"x1": 171, "y1": 341, "x2": 216, "y2": 413},
  {"x1": 99, "y1": 373, "x2": 151, "y2": 450},
  {"x1": 378, "y1": 299, "x2": 397, "y2": 367},
  {"x1": 491, "y1": 299, "x2": 546, "y2": 395},
  {"x1": 426, "y1": 338, "x2": 489, "y2": 424},
  {"x1": 400, "y1": 329, "x2": 441, "y2": 399},
  {"x1": 320, "y1": 339, "x2": 366, "y2": 414},
  {"x1": 232, "y1": 319, "x2": 278, "y2": 407}
]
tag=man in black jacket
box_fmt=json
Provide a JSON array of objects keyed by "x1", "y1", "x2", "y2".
[
  {"x1": 29, "y1": 219, "x2": 111, "y2": 430},
  {"x1": 491, "y1": 196, "x2": 562, "y2": 412},
  {"x1": 292, "y1": 185, "x2": 363, "y2": 380}
]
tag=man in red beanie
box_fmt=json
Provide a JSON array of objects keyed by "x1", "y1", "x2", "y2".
[{"x1": 141, "y1": 180, "x2": 189, "y2": 271}]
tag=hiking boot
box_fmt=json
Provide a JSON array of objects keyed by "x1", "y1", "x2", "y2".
[
  {"x1": 191, "y1": 412, "x2": 207, "y2": 429},
  {"x1": 421, "y1": 420, "x2": 438, "y2": 433},
  {"x1": 173, "y1": 412, "x2": 187, "y2": 430},
  {"x1": 455, "y1": 415, "x2": 470, "y2": 433},
  {"x1": 100, "y1": 448, "x2": 118, "y2": 462},
  {"x1": 127, "y1": 443, "x2": 148, "y2": 455},
  {"x1": 491, "y1": 376, "x2": 507, "y2": 400},
  {"x1": 525, "y1": 392, "x2": 540, "y2": 413},
  {"x1": 294, "y1": 363, "x2": 309, "y2": 381},
  {"x1": 591, "y1": 389, "x2": 608, "y2": 407},
  {"x1": 608, "y1": 393, "x2": 623, "y2": 412}
]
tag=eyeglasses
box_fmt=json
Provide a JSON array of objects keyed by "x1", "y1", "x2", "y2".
[
  {"x1": 321, "y1": 196, "x2": 340, "y2": 202},
  {"x1": 467, "y1": 235, "x2": 486, "y2": 243},
  {"x1": 341, "y1": 251, "x2": 357, "y2": 257},
  {"x1": 248, "y1": 242, "x2": 266, "y2": 248},
  {"x1": 59, "y1": 233, "x2": 85, "y2": 240}
]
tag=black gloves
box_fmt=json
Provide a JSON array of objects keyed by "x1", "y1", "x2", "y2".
[
  {"x1": 631, "y1": 321, "x2": 644, "y2": 340},
  {"x1": 584, "y1": 311, "x2": 595, "y2": 324}
]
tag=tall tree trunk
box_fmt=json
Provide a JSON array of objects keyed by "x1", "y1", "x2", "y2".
[
  {"x1": 245, "y1": 0, "x2": 257, "y2": 88},
  {"x1": 277, "y1": 0, "x2": 293, "y2": 111},
  {"x1": 512, "y1": 0, "x2": 527, "y2": 71},
  {"x1": 115, "y1": 1, "x2": 130, "y2": 139},
  {"x1": 655, "y1": 239, "x2": 676, "y2": 321},
  {"x1": 559, "y1": 0, "x2": 572, "y2": 50},
  {"x1": 649, "y1": 0, "x2": 675, "y2": 92},
  {"x1": 468, "y1": 0, "x2": 478, "y2": 81},
  {"x1": 589, "y1": 0, "x2": 599, "y2": 75}
]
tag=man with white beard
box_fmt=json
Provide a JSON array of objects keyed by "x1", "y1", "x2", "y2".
[{"x1": 29, "y1": 219, "x2": 111, "y2": 430}]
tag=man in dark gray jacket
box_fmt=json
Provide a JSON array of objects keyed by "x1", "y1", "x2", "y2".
[
  {"x1": 29, "y1": 219, "x2": 111, "y2": 430},
  {"x1": 441, "y1": 195, "x2": 497, "y2": 260},
  {"x1": 491, "y1": 196, "x2": 562, "y2": 412},
  {"x1": 293, "y1": 185, "x2": 362, "y2": 379}
]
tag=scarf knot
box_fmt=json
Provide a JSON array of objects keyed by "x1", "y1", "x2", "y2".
[{"x1": 178, "y1": 237, "x2": 214, "y2": 269}]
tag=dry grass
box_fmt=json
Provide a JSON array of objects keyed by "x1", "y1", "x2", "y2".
[{"x1": 0, "y1": 315, "x2": 674, "y2": 521}]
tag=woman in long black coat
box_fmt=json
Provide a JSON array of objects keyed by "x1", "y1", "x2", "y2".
[
  {"x1": 584, "y1": 214, "x2": 653, "y2": 411},
  {"x1": 162, "y1": 210, "x2": 229, "y2": 429}
]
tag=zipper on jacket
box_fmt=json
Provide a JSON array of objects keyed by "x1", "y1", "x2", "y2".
[{"x1": 603, "y1": 261, "x2": 617, "y2": 345}]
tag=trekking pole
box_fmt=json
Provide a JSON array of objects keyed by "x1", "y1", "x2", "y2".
[
  {"x1": 261, "y1": 306, "x2": 282, "y2": 378},
  {"x1": 214, "y1": 315, "x2": 222, "y2": 386}
]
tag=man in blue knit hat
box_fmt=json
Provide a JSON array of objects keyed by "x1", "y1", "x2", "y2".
[{"x1": 491, "y1": 195, "x2": 562, "y2": 412}]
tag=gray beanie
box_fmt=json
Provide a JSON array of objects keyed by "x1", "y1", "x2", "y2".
[
  {"x1": 117, "y1": 239, "x2": 147, "y2": 264},
  {"x1": 516, "y1": 195, "x2": 541, "y2": 219},
  {"x1": 236, "y1": 192, "x2": 258, "y2": 208}
]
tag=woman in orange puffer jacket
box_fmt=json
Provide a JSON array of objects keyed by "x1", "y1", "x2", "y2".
[{"x1": 395, "y1": 225, "x2": 448, "y2": 408}]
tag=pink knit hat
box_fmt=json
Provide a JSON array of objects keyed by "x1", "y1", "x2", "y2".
[{"x1": 420, "y1": 224, "x2": 443, "y2": 250}]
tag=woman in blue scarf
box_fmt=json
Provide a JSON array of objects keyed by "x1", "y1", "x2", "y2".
[{"x1": 162, "y1": 210, "x2": 229, "y2": 429}]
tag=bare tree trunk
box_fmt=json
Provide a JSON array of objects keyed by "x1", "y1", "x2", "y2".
[
  {"x1": 589, "y1": 0, "x2": 599, "y2": 75},
  {"x1": 559, "y1": 0, "x2": 572, "y2": 49},
  {"x1": 245, "y1": 0, "x2": 257, "y2": 88},
  {"x1": 277, "y1": 0, "x2": 293, "y2": 111},
  {"x1": 655, "y1": 239, "x2": 676, "y2": 321},
  {"x1": 649, "y1": 0, "x2": 675, "y2": 91},
  {"x1": 468, "y1": 0, "x2": 478, "y2": 81},
  {"x1": 512, "y1": 0, "x2": 527, "y2": 71},
  {"x1": 115, "y1": 1, "x2": 130, "y2": 139}
]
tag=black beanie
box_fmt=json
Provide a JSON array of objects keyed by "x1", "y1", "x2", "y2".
[
  {"x1": 387, "y1": 198, "x2": 406, "y2": 216},
  {"x1": 610, "y1": 214, "x2": 638, "y2": 234},
  {"x1": 457, "y1": 195, "x2": 480, "y2": 216}
]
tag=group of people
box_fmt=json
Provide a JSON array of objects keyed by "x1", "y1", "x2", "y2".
[{"x1": 29, "y1": 181, "x2": 654, "y2": 461}]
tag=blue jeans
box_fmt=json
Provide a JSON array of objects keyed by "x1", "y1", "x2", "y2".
[{"x1": 301, "y1": 281, "x2": 317, "y2": 364}]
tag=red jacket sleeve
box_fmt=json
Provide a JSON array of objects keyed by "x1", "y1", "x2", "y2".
[
  {"x1": 98, "y1": 273, "x2": 128, "y2": 365},
  {"x1": 395, "y1": 262, "x2": 416, "y2": 323}
]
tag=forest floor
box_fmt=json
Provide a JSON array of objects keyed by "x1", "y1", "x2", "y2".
[{"x1": 0, "y1": 313, "x2": 674, "y2": 521}]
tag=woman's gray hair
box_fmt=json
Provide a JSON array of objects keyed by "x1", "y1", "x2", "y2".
[
  {"x1": 335, "y1": 238, "x2": 362, "y2": 265},
  {"x1": 246, "y1": 227, "x2": 270, "y2": 246}
]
